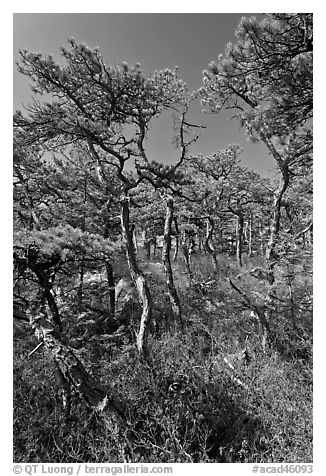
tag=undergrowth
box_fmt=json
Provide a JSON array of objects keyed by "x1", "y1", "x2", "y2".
[{"x1": 13, "y1": 252, "x2": 312, "y2": 463}]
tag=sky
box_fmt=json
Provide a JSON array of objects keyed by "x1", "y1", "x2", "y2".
[{"x1": 13, "y1": 12, "x2": 276, "y2": 178}]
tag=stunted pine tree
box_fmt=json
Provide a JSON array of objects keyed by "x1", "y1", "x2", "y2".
[
  {"x1": 186, "y1": 145, "x2": 242, "y2": 270},
  {"x1": 14, "y1": 39, "x2": 192, "y2": 357},
  {"x1": 200, "y1": 13, "x2": 313, "y2": 274}
]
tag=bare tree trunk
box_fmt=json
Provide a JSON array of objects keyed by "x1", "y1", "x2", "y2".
[
  {"x1": 284, "y1": 269, "x2": 298, "y2": 332},
  {"x1": 162, "y1": 198, "x2": 182, "y2": 324},
  {"x1": 173, "y1": 217, "x2": 179, "y2": 261},
  {"x1": 248, "y1": 214, "x2": 253, "y2": 257},
  {"x1": 121, "y1": 196, "x2": 152, "y2": 359},
  {"x1": 228, "y1": 278, "x2": 271, "y2": 352},
  {"x1": 142, "y1": 230, "x2": 151, "y2": 260},
  {"x1": 236, "y1": 214, "x2": 244, "y2": 267},
  {"x1": 188, "y1": 238, "x2": 195, "y2": 264},
  {"x1": 181, "y1": 231, "x2": 193, "y2": 280},
  {"x1": 152, "y1": 236, "x2": 157, "y2": 256},
  {"x1": 244, "y1": 215, "x2": 253, "y2": 257},
  {"x1": 14, "y1": 248, "x2": 62, "y2": 332},
  {"x1": 306, "y1": 227, "x2": 312, "y2": 246},
  {"x1": 258, "y1": 220, "x2": 265, "y2": 256},
  {"x1": 295, "y1": 221, "x2": 313, "y2": 247},
  {"x1": 102, "y1": 219, "x2": 117, "y2": 318},
  {"x1": 29, "y1": 314, "x2": 134, "y2": 458},
  {"x1": 205, "y1": 217, "x2": 218, "y2": 271},
  {"x1": 14, "y1": 163, "x2": 40, "y2": 230},
  {"x1": 32, "y1": 268, "x2": 62, "y2": 333},
  {"x1": 266, "y1": 171, "x2": 289, "y2": 266},
  {"x1": 251, "y1": 306, "x2": 271, "y2": 353},
  {"x1": 197, "y1": 235, "x2": 203, "y2": 253},
  {"x1": 105, "y1": 261, "x2": 116, "y2": 318},
  {"x1": 55, "y1": 364, "x2": 72, "y2": 419},
  {"x1": 131, "y1": 224, "x2": 138, "y2": 255}
]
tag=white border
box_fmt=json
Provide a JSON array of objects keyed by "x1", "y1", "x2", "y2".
[{"x1": 3, "y1": 3, "x2": 323, "y2": 473}]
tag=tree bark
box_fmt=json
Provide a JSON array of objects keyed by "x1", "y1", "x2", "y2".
[
  {"x1": 130, "y1": 224, "x2": 138, "y2": 255},
  {"x1": 142, "y1": 230, "x2": 151, "y2": 260},
  {"x1": 120, "y1": 196, "x2": 152, "y2": 359},
  {"x1": 248, "y1": 214, "x2": 253, "y2": 257},
  {"x1": 181, "y1": 230, "x2": 193, "y2": 280},
  {"x1": 236, "y1": 214, "x2": 244, "y2": 267},
  {"x1": 258, "y1": 220, "x2": 265, "y2": 256},
  {"x1": 14, "y1": 163, "x2": 40, "y2": 230},
  {"x1": 103, "y1": 219, "x2": 116, "y2": 318},
  {"x1": 29, "y1": 314, "x2": 134, "y2": 457},
  {"x1": 105, "y1": 261, "x2": 116, "y2": 318},
  {"x1": 14, "y1": 249, "x2": 62, "y2": 332},
  {"x1": 228, "y1": 278, "x2": 271, "y2": 352},
  {"x1": 244, "y1": 215, "x2": 253, "y2": 257},
  {"x1": 205, "y1": 217, "x2": 218, "y2": 271},
  {"x1": 173, "y1": 217, "x2": 179, "y2": 261},
  {"x1": 162, "y1": 198, "x2": 182, "y2": 324},
  {"x1": 32, "y1": 268, "x2": 62, "y2": 333},
  {"x1": 266, "y1": 170, "x2": 290, "y2": 266},
  {"x1": 284, "y1": 270, "x2": 298, "y2": 332}
]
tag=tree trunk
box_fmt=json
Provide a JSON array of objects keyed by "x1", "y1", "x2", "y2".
[
  {"x1": 205, "y1": 217, "x2": 218, "y2": 271},
  {"x1": 103, "y1": 218, "x2": 116, "y2": 318},
  {"x1": 236, "y1": 214, "x2": 244, "y2": 267},
  {"x1": 105, "y1": 261, "x2": 116, "y2": 318},
  {"x1": 131, "y1": 224, "x2": 138, "y2": 255},
  {"x1": 248, "y1": 214, "x2": 253, "y2": 257},
  {"x1": 173, "y1": 217, "x2": 179, "y2": 261},
  {"x1": 258, "y1": 220, "x2": 265, "y2": 256},
  {"x1": 152, "y1": 236, "x2": 157, "y2": 256},
  {"x1": 306, "y1": 226, "x2": 312, "y2": 246},
  {"x1": 266, "y1": 171, "x2": 289, "y2": 266},
  {"x1": 121, "y1": 197, "x2": 152, "y2": 359},
  {"x1": 228, "y1": 278, "x2": 271, "y2": 352},
  {"x1": 162, "y1": 198, "x2": 182, "y2": 324},
  {"x1": 198, "y1": 235, "x2": 203, "y2": 253},
  {"x1": 14, "y1": 163, "x2": 40, "y2": 230},
  {"x1": 29, "y1": 314, "x2": 134, "y2": 457},
  {"x1": 142, "y1": 230, "x2": 151, "y2": 260},
  {"x1": 251, "y1": 306, "x2": 271, "y2": 353},
  {"x1": 284, "y1": 270, "x2": 298, "y2": 332},
  {"x1": 181, "y1": 231, "x2": 193, "y2": 280},
  {"x1": 32, "y1": 268, "x2": 62, "y2": 333},
  {"x1": 244, "y1": 215, "x2": 253, "y2": 257},
  {"x1": 55, "y1": 363, "x2": 72, "y2": 419}
]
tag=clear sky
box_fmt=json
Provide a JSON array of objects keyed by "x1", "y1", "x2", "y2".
[{"x1": 13, "y1": 13, "x2": 276, "y2": 177}]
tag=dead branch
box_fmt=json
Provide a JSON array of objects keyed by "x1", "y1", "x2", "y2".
[
  {"x1": 28, "y1": 312, "x2": 135, "y2": 458},
  {"x1": 227, "y1": 278, "x2": 271, "y2": 351}
]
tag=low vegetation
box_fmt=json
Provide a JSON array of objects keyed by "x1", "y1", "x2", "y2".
[{"x1": 14, "y1": 248, "x2": 312, "y2": 463}]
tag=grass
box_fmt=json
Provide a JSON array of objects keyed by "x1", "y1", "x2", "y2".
[{"x1": 13, "y1": 250, "x2": 313, "y2": 463}]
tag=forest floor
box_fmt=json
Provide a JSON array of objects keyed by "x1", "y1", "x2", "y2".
[{"x1": 13, "y1": 250, "x2": 313, "y2": 463}]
